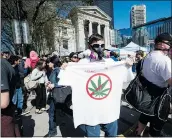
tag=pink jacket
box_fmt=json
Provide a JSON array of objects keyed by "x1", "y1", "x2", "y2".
[{"x1": 25, "y1": 51, "x2": 39, "y2": 69}]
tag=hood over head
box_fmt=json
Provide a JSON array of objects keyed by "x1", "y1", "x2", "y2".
[{"x1": 30, "y1": 51, "x2": 39, "y2": 61}]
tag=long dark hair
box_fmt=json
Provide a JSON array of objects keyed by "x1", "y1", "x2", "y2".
[
  {"x1": 8, "y1": 55, "x2": 20, "y2": 65},
  {"x1": 36, "y1": 59, "x2": 45, "y2": 70},
  {"x1": 49, "y1": 55, "x2": 62, "y2": 68}
]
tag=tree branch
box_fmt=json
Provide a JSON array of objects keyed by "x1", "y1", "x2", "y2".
[
  {"x1": 32, "y1": 0, "x2": 46, "y2": 24},
  {"x1": 1, "y1": 0, "x2": 15, "y2": 19},
  {"x1": 37, "y1": 14, "x2": 57, "y2": 27}
]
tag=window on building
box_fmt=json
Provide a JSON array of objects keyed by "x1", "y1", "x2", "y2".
[
  {"x1": 62, "y1": 27, "x2": 67, "y2": 35},
  {"x1": 63, "y1": 40, "x2": 68, "y2": 49}
]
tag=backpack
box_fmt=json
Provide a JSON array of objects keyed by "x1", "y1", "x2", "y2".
[
  {"x1": 24, "y1": 74, "x2": 38, "y2": 91},
  {"x1": 124, "y1": 59, "x2": 170, "y2": 120},
  {"x1": 157, "y1": 87, "x2": 171, "y2": 121},
  {"x1": 52, "y1": 86, "x2": 72, "y2": 104}
]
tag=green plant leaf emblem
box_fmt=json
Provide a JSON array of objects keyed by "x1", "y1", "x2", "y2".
[
  {"x1": 89, "y1": 76, "x2": 110, "y2": 98},
  {"x1": 98, "y1": 76, "x2": 101, "y2": 90},
  {"x1": 91, "y1": 80, "x2": 97, "y2": 90}
]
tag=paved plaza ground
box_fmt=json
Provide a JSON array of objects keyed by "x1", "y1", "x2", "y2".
[
  {"x1": 22, "y1": 83, "x2": 129, "y2": 137},
  {"x1": 21, "y1": 82, "x2": 172, "y2": 137}
]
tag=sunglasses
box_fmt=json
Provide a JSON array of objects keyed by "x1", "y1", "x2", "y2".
[
  {"x1": 161, "y1": 41, "x2": 172, "y2": 47},
  {"x1": 91, "y1": 44, "x2": 105, "y2": 48},
  {"x1": 72, "y1": 56, "x2": 78, "y2": 59}
]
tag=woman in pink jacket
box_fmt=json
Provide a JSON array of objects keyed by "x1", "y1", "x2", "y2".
[{"x1": 24, "y1": 51, "x2": 39, "y2": 74}]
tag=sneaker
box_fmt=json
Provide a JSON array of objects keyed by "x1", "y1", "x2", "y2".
[
  {"x1": 35, "y1": 109, "x2": 40, "y2": 114},
  {"x1": 44, "y1": 132, "x2": 57, "y2": 137},
  {"x1": 41, "y1": 108, "x2": 47, "y2": 111},
  {"x1": 21, "y1": 110, "x2": 30, "y2": 116}
]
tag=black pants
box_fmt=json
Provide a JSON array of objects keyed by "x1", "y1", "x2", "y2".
[
  {"x1": 22, "y1": 86, "x2": 29, "y2": 110},
  {"x1": 139, "y1": 113, "x2": 166, "y2": 136},
  {"x1": 35, "y1": 84, "x2": 46, "y2": 109},
  {"x1": 20, "y1": 79, "x2": 28, "y2": 110}
]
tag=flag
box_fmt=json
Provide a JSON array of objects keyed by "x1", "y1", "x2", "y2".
[{"x1": 58, "y1": 61, "x2": 134, "y2": 128}]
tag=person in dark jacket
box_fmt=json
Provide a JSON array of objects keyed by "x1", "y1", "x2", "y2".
[
  {"x1": 1, "y1": 56, "x2": 21, "y2": 137},
  {"x1": 45, "y1": 55, "x2": 61, "y2": 137},
  {"x1": 18, "y1": 56, "x2": 25, "y2": 78},
  {"x1": 8, "y1": 55, "x2": 23, "y2": 115},
  {"x1": 18, "y1": 56, "x2": 28, "y2": 110}
]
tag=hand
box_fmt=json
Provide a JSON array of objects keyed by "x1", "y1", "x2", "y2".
[
  {"x1": 126, "y1": 57, "x2": 134, "y2": 66},
  {"x1": 48, "y1": 84, "x2": 55, "y2": 89},
  {"x1": 60, "y1": 63, "x2": 68, "y2": 70},
  {"x1": 45, "y1": 81, "x2": 51, "y2": 86}
]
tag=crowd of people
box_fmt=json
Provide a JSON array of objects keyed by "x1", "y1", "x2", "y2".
[{"x1": 1, "y1": 32, "x2": 172, "y2": 137}]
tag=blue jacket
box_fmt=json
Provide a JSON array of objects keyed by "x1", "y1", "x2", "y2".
[
  {"x1": 111, "y1": 56, "x2": 119, "y2": 61},
  {"x1": 48, "y1": 67, "x2": 60, "y2": 87}
]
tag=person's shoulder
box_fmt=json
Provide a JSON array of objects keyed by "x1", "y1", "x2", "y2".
[
  {"x1": 159, "y1": 55, "x2": 171, "y2": 68},
  {"x1": 1, "y1": 58, "x2": 10, "y2": 65},
  {"x1": 32, "y1": 67, "x2": 39, "y2": 72},
  {"x1": 146, "y1": 52, "x2": 171, "y2": 68},
  {"x1": 163, "y1": 55, "x2": 171, "y2": 62},
  {"x1": 153, "y1": 52, "x2": 170, "y2": 63},
  {"x1": 1, "y1": 58, "x2": 15, "y2": 72}
]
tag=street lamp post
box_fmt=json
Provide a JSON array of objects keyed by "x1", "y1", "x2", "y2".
[
  {"x1": 16, "y1": 0, "x2": 25, "y2": 55},
  {"x1": 13, "y1": 0, "x2": 30, "y2": 56}
]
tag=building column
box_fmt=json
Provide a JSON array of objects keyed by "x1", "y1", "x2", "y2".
[
  {"x1": 89, "y1": 21, "x2": 92, "y2": 36},
  {"x1": 76, "y1": 18, "x2": 85, "y2": 51},
  {"x1": 97, "y1": 23, "x2": 101, "y2": 34},
  {"x1": 104, "y1": 24, "x2": 110, "y2": 48},
  {"x1": 104, "y1": 25, "x2": 110, "y2": 48}
]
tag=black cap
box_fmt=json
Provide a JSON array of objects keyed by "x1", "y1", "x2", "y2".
[
  {"x1": 155, "y1": 33, "x2": 172, "y2": 46},
  {"x1": 69, "y1": 52, "x2": 77, "y2": 59}
]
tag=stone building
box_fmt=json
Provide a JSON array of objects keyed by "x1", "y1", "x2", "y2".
[{"x1": 53, "y1": 6, "x2": 112, "y2": 56}]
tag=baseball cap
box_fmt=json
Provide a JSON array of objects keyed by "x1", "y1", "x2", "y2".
[{"x1": 155, "y1": 33, "x2": 172, "y2": 46}]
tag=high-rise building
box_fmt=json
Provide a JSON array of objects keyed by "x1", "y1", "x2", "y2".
[
  {"x1": 130, "y1": 5, "x2": 146, "y2": 28},
  {"x1": 110, "y1": 29, "x2": 115, "y2": 45},
  {"x1": 93, "y1": 0, "x2": 114, "y2": 28}
]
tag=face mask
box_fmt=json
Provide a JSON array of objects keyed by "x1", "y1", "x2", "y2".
[{"x1": 91, "y1": 44, "x2": 105, "y2": 60}]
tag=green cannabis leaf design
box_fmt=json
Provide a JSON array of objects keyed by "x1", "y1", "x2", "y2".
[{"x1": 88, "y1": 76, "x2": 109, "y2": 97}]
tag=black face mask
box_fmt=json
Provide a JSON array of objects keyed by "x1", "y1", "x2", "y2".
[{"x1": 91, "y1": 44, "x2": 105, "y2": 60}]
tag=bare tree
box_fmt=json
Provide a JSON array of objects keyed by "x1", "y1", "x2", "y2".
[{"x1": 1, "y1": 0, "x2": 93, "y2": 55}]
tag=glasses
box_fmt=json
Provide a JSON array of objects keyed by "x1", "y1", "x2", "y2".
[{"x1": 91, "y1": 44, "x2": 105, "y2": 48}]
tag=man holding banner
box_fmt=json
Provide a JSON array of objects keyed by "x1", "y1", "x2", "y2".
[{"x1": 59, "y1": 34, "x2": 134, "y2": 137}]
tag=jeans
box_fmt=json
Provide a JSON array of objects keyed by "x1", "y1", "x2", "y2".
[
  {"x1": 12, "y1": 88, "x2": 23, "y2": 110},
  {"x1": 48, "y1": 99, "x2": 57, "y2": 135},
  {"x1": 79, "y1": 120, "x2": 118, "y2": 137}
]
